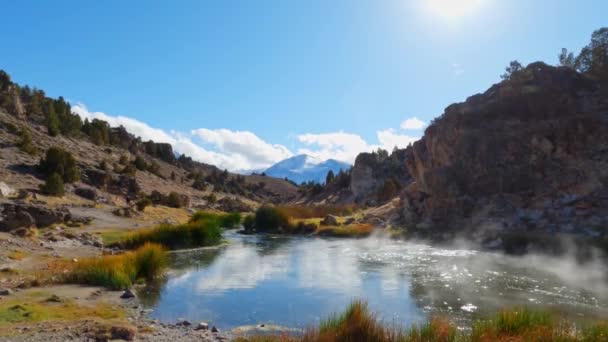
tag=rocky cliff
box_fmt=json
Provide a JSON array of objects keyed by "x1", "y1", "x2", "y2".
[{"x1": 400, "y1": 62, "x2": 608, "y2": 250}]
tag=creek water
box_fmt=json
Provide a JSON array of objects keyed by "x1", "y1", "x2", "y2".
[{"x1": 141, "y1": 231, "x2": 608, "y2": 331}]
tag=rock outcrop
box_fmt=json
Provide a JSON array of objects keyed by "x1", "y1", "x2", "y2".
[
  {"x1": 0, "y1": 202, "x2": 70, "y2": 231},
  {"x1": 350, "y1": 149, "x2": 411, "y2": 204},
  {"x1": 401, "y1": 62, "x2": 608, "y2": 246}
]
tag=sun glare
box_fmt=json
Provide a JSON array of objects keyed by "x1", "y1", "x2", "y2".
[{"x1": 427, "y1": 0, "x2": 485, "y2": 18}]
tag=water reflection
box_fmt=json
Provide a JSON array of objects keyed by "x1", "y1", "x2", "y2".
[{"x1": 145, "y1": 231, "x2": 608, "y2": 330}]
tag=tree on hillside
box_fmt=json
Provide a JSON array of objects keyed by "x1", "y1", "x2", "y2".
[
  {"x1": 500, "y1": 60, "x2": 524, "y2": 80},
  {"x1": 325, "y1": 170, "x2": 335, "y2": 185},
  {"x1": 45, "y1": 102, "x2": 60, "y2": 136},
  {"x1": 38, "y1": 147, "x2": 80, "y2": 183},
  {"x1": 0, "y1": 70, "x2": 11, "y2": 92},
  {"x1": 575, "y1": 27, "x2": 608, "y2": 77},
  {"x1": 40, "y1": 173, "x2": 65, "y2": 196},
  {"x1": 558, "y1": 48, "x2": 576, "y2": 69}
]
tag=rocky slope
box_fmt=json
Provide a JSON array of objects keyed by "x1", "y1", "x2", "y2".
[
  {"x1": 399, "y1": 62, "x2": 608, "y2": 251},
  {"x1": 0, "y1": 69, "x2": 298, "y2": 218}
]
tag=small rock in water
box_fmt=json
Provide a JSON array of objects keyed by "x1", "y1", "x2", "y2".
[
  {"x1": 177, "y1": 319, "x2": 192, "y2": 326},
  {"x1": 195, "y1": 322, "x2": 209, "y2": 330},
  {"x1": 211, "y1": 326, "x2": 219, "y2": 333},
  {"x1": 120, "y1": 289, "x2": 136, "y2": 299}
]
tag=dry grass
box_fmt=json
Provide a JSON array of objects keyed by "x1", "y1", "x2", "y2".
[
  {"x1": 0, "y1": 291, "x2": 124, "y2": 325},
  {"x1": 7, "y1": 250, "x2": 26, "y2": 261},
  {"x1": 136, "y1": 205, "x2": 191, "y2": 224},
  {"x1": 275, "y1": 205, "x2": 358, "y2": 219},
  {"x1": 235, "y1": 302, "x2": 608, "y2": 342},
  {"x1": 315, "y1": 224, "x2": 374, "y2": 238},
  {"x1": 66, "y1": 243, "x2": 167, "y2": 290}
]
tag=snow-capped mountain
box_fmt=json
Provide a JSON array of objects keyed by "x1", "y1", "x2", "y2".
[{"x1": 263, "y1": 154, "x2": 351, "y2": 184}]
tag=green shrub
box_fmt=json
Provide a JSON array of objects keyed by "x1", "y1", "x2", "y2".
[
  {"x1": 38, "y1": 147, "x2": 79, "y2": 183},
  {"x1": 243, "y1": 214, "x2": 255, "y2": 233},
  {"x1": 136, "y1": 197, "x2": 152, "y2": 211},
  {"x1": 17, "y1": 128, "x2": 36, "y2": 155},
  {"x1": 166, "y1": 191, "x2": 185, "y2": 208},
  {"x1": 254, "y1": 205, "x2": 289, "y2": 233},
  {"x1": 133, "y1": 155, "x2": 147, "y2": 171},
  {"x1": 190, "y1": 211, "x2": 242, "y2": 228},
  {"x1": 40, "y1": 173, "x2": 64, "y2": 196}
]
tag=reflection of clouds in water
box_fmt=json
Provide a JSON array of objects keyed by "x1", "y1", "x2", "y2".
[
  {"x1": 294, "y1": 239, "x2": 362, "y2": 292},
  {"x1": 194, "y1": 246, "x2": 289, "y2": 292},
  {"x1": 167, "y1": 270, "x2": 194, "y2": 287},
  {"x1": 157, "y1": 232, "x2": 608, "y2": 327}
]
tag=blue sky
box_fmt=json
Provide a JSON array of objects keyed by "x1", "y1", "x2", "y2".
[{"x1": 2, "y1": 0, "x2": 606, "y2": 170}]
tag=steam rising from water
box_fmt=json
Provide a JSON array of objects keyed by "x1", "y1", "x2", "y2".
[{"x1": 148, "y1": 232, "x2": 608, "y2": 329}]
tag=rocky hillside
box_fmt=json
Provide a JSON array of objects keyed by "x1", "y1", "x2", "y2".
[
  {"x1": 0, "y1": 70, "x2": 298, "y2": 215},
  {"x1": 400, "y1": 62, "x2": 608, "y2": 250}
]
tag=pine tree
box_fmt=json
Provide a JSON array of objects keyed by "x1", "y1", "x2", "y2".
[
  {"x1": 45, "y1": 102, "x2": 60, "y2": 136},
  {"x1": 40, "y1": 173, "x2": 65, "y2": 196}
]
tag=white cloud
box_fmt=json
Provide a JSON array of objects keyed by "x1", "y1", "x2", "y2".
[
  {"x1": 400, "y1": 117, "x2": 426, "y2": 130},
  {"x1": 297, "y1": 129, "x2": 420, "y2": 164},
  {"x1": 376, "y1": 129, "x2": 419, "y2": 150},
  {"x1": 297, "y1": 131, "x2": 372, "y2": 164},
  {"x1": 72, "y1": 104, "x2": 289, "y2": 171},
  {"x1": 73, "y1": 103, "x2": 422, "y2": 172},
  {"x1": 452, "y1": 63, "x2": 465, "y2": 76},
  {"x1": 192, "y1": 128, "x2": 292, "y2": 171}
]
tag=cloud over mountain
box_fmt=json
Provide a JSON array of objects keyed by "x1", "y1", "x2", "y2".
[{"x1": 74, "y1": 103, "x2": 422, "y2": 172}]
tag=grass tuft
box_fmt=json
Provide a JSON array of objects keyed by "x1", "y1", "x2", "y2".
[
  {"x1": 67, "y1": 243, "x2": 167, "y2": 290},
  {"x1": 190, "y1": 211, "x2": 242, "y2": 228},
  {"x1": 236, "y1": 301, "x2": 608, "y2": 342},
  {"x1": 119, "y1": 219, "x2": 222, "y2": 250},
  {"x1": 315, "y1": 224, "x2": 374, "y2": 238}
]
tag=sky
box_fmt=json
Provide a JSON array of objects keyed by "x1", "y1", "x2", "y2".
[{"x1": 1, "y1": 0, "x2": 606, "y2": 171}]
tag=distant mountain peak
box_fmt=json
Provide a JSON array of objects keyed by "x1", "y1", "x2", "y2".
[{"x1": 263, "y1": 154, "x2": 350, "y2": 184}]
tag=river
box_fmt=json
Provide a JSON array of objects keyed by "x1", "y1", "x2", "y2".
[{"x1": 140, "y1": 231, "x2": 608, "y2": 331}]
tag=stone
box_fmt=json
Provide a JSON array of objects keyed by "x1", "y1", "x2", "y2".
[
  {"x1": 320, "y1": 215, "x2": 339, "y2": 226},
  {"x1": 120, "y1": 289, "x2": 136, "y2": 299},
  {"x1": 74, "y1": 187, "x2": 98, "y2": 201},
  {"x1": 0, "y1": 288, "x2": 12, "y2": 296},
  {"x1": 176, "y1": 319, "x2": 192, "y2": 327},
  {"x1": 211, "y1": 326, "x2": 219, "y2": 333},
  {"x1": 0, "y1": 203, "x2": 69, "y2": 231},
  {"x1": 195, "y1": 322, "x2": 209, "y2": 330},
  {"x1": 110, "y1": 325, "x2": 136, "y2": 341},
  {"x1": 344, "y1": 217, "x2": 356, "y2": 225},
  {"x1": 0, "y1": 182, "x2": 16, "y2": 198}
]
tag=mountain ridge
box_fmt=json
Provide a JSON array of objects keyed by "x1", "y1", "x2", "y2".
[{"x1": 263, "y1": 154, "x2": 351, "y2": 184}]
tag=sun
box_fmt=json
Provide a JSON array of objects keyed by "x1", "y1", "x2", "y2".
[{"x1": 426, "y1": 0, "x2": 485, "y2": 18}]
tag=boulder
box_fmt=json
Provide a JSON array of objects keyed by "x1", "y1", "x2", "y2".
[
  {"x1": 320, "y1": 215, "x2": 339, "y2": 226},
  {"x1": 0, "y1": 182, "x2": 16, "y2": 198},
  {"x1": 74, "y1": 187, "x2": 98, "y2": 201},
  {"x1": 195, "y1": 322, "x2": 209, "y2": 331},
  {"x1": 344, "y1": 217, "x2": 356, "y2": 225},
  {"x1": 110, "y1": 325, "x2": 136, "y2": 341},
  {"x1": 176, "y1": 320, "x2": 192, "y2": 327},
  {"x1": 0, "y1": 203, "x2": 69, "y2": 231},
  {"x1": 120, "y1": 289, "x2": 136, "y2": 299}
]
